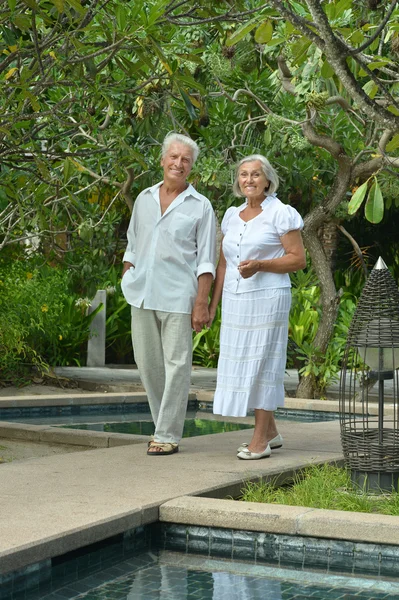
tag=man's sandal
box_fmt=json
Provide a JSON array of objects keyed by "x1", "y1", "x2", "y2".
[{"x1": 147, "y1": 441, "x2": 179, "y2": 456}]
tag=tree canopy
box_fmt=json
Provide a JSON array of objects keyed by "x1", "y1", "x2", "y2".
[{"x1": 1, "y1": 0, "x2": 399, "y2": 393}]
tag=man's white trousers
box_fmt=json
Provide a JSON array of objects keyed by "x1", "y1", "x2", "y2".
[{"x1": 130, "y1": 306, "x2": 192, "y2": 443}]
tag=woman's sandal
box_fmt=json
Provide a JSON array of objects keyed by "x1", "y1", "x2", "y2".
[{"x1": 147, "y1": 441, "x2": 179, "y2": 456}]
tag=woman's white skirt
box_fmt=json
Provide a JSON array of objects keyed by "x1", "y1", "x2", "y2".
[{"x1": 213, "y1": 287, "x2": 291, "y2": 417}]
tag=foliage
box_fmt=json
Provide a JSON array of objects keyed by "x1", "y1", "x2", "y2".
[
  {"x1": 0, "y1": 260, "x2": 101, "y2": 383},
  {"x1": 0, "y1": 0, "x2": 212, "y2": 254},
  {"x1": 2, "y1": 0, "x2": 399, "y2": 391},
  {"x1": 102, "y1": 267, "x2": 133, "y2": 364},
  {"x1": 240, "y1": 463, "x2": 399, "y2": 515},
  {"x1": 288, "y1": 267, "x2": 320, "y2": 357},
  {"x1": 192, "y1": 303, "x2": 221, "y2": 368}
]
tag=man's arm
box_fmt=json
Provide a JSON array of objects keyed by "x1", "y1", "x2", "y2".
[
  {"x1": 122, "y1": 199, "x2": 138, "y2": 276},
  {"x1": 122, "y1": 261, "x2": 134, "y2": 277},
  {"x1": 192, "y1": 273, "x2": 213, "y2": 332},
  {"x1": 191, "y1": 201, "x2": 217, "y2": 332}
]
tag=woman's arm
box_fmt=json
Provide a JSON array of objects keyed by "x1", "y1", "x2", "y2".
[
  {"x1": 207, "y1": 242, "x2": 226, "y2": 326},
  {"x1": 238, "y1": 229, "x2": 306, "y2": 279}
]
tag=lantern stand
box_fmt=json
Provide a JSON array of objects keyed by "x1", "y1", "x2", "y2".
[{"x1": 339, "y1": 258, "x2": 399, "y2": 492}]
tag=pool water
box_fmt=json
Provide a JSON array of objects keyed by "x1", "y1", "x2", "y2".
[
  {"x1": 25, "y1": 549, "x2": 399, "y2": 600},
  {"x1": 59, "y1": 418, "x2": 254, "y2": 438}
]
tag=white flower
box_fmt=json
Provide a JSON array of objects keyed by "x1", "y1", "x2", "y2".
[{"x1": 75, "y1": 297, "x2": 91, "y2": 309}]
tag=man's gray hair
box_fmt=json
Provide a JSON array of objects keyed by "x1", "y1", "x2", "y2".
[
  {"x1": 162, "y1": 133, "x2": 199, "y2": 164},
  {"x1": 232, "y1": 154, "x2": 279, "y2": 197}
]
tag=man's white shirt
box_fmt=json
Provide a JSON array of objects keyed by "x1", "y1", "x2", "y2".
[{"x1": 122, "y1": 181, "x2": 216, "y2": 314}]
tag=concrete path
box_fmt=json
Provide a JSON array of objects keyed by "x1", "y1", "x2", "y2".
[{"x1": 0, "y1": 418, "x2": 342, "y2": 576}]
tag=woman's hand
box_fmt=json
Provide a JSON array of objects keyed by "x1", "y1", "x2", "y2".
[{"x1": 238, "y1": 260, "x2": 260, "y2": 279}]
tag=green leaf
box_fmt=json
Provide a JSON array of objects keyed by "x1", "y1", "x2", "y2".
[
  {"x1": 2, "y1": 27, "x2": 17, "y2": 45},
  {"x1": 116, "y1": 5, "x2": 127, "y2": 29},
  {"x1": 264, "y1": 127, "x2": 271, "y2": 146},
  {"x1": 336, "y1": 0, "x2": 353, "y2": 12},
  {"x1": 147, "y1": 0, "x2": 167, "y2": 27},
  {"x1": 350, "y1": 30, "x2": 364, "y2": 45},
  {"x1": 226, "y1": 21, "x2": 257, "y2": 47},
  {"x1": 178, "y1": 87, "x2": 197, "y2": 121},
  {"x1": 13, "y1": 14, "x2": 31, "y2": 30},
  {"x1": 359, "y1": 60, "x2": 391, "y2": 76},
  {"x1": 266, "y1": 37, "x2": 285, "y2": 48},
  {"x1": 255, "y1": 20, "x2": 273, "y2": 44},
  {"x1": 51, "y1": 0, "x2": 64, "y2": 11},
  {"x1": 291, "y1": 38, "x2": 312, "y2": 66},
  {"x1": 84, "y1": 58, "x2": 97, "y2": 78},
  {"x1": 290, "y1": 1, "x2": 307, "y2": 16},
  {"x1": 175, "y1": 73, "x2": 205, "y2": 94},
  {"x1": 65, "y1": 0, "x2": 86, "y2": 15},
  {"x1": 386, "y1": 133, "x2": 399, "y2": 153},
  {"x1": 22, "y1": 90, "x2": 40, "y2": 111},
  {"x1": 8, "y1": 0, "x2": 16, "y2": 10},
  {"x1": 348, "y1": 180, "x2": 368, "y2": 215},
  {"x1": 321, "y1": 59, "x2": 334, "y2": 79},
  {"x1": 63, "y1": 158, "x2": 72, "y2": 183},
  {"x1": 22, "y1": 0, "x2": 38, "y2": 8},
  {"x1": 149, "y1": 37, "x2": 173, "y2": 74},
  {"x1": 362, "y1": 80, "x2": 379, "y2": 99},
  {"x1": 365, "y1": 179, "x2": 384, "y2": 224}
]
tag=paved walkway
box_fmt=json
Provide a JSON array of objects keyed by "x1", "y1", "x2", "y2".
[{"x1": 0, "y1": 417, "x2": 342, "y2": 576}]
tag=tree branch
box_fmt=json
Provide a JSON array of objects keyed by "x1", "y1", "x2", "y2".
[
  {"x1": 337, "y1": 225, "x2": 368, "y2": 278},
  {"x1": 348, "y1": 0, "x2": 398, "y2": 55}
]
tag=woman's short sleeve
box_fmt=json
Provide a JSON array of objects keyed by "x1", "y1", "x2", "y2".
[
  {"x1": 221, "y1": 207, "x2": 235, "y2": 235},
  {"x1": 274, "y1": 204, "x2": 304, "y2": 237}
]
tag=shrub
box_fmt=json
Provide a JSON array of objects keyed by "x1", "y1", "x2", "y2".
[{"x1": 0, "y1": 262, "x2": 99, "y2": 383}]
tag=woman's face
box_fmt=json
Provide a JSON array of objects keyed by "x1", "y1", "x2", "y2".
[{"x1": 238, "y1": 160, "x2": 269, "y2": 203}]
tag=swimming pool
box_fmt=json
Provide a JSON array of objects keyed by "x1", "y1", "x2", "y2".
[{"x1": 7, "y1": 537, "x2": 399, "y2": 600}]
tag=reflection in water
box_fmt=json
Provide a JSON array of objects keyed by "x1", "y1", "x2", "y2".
[
  {"x1": 212, "y1": 572, "x2": 282, "y2": 599},
  {"x1": 126, "y1": 566, "x2": 282, "y2": 600}
]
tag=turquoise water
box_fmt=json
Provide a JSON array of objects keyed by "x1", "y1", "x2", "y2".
[{"x1": 21, "y1": 549, "x2": 399, "y2": 600}]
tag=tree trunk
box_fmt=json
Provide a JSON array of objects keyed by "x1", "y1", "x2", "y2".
[
  {"x1": 295, "y1": 159, "x2": 352, "y2": 398},
  {"x1": 296, "y1": 227, "x2": 341, "y2": 398}
]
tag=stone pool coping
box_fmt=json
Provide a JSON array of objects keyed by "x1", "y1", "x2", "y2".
[
  {"x1": 0, "y1": 420, "x2": 149, "y2": 448},
  {"x1": 0, "y1": 389, "x2": 394, "y2": 417},
  {"x1": 160, "y1": 495, "x2": 399, "y2": 547}
]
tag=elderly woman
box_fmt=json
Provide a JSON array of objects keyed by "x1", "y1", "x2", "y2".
[{"x1": 208, "y1": 155, "x2": 306, "y2": 460}]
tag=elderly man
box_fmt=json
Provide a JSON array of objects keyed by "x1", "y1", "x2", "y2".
[{"x1": 121, "y1": 133, "x2": 216, "y2": 455}]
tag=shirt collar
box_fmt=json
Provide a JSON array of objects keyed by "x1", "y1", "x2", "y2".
[
  {"x1": 260, "y1": 192, "x2": 277, "y2": 209},
  {"x1": 149, "y1": 181, "x2": 201, "y2": 201},
  {"x1": 241, "y1": 192, "x2": 277, "y2": 211}
]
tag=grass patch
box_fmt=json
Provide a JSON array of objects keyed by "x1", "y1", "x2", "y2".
[{"x1": 240, "y1": 463, "x2": 399, "y2": 516}]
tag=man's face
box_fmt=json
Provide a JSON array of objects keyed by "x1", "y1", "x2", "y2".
[{"x1": 161, "y1": 142, "x2": 194, "y2": 184}]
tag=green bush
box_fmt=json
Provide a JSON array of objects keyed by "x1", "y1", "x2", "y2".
[{"x1": 0, "y1": 262, "x2": 100, "y2": 383}]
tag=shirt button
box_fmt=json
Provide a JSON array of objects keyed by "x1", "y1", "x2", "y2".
[{"x1": 237, "y1": 243, "x2": 239, "y2": 246}]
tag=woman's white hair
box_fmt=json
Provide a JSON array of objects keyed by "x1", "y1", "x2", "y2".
[
  {"x1": 162, "y1": 133, "x2": 199, "y2": 164},
  {"x1": 232, "y1": 154, "x2": 279, "y2": 197}
]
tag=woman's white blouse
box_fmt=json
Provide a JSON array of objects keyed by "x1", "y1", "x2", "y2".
[{"x1": 221, "y1": 193, "x2": 303, "y2": 294}]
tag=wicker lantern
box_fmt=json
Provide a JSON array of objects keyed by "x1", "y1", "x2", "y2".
[{"x1": 339, "y1": 257, "x2": 399, "y2": 491}]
